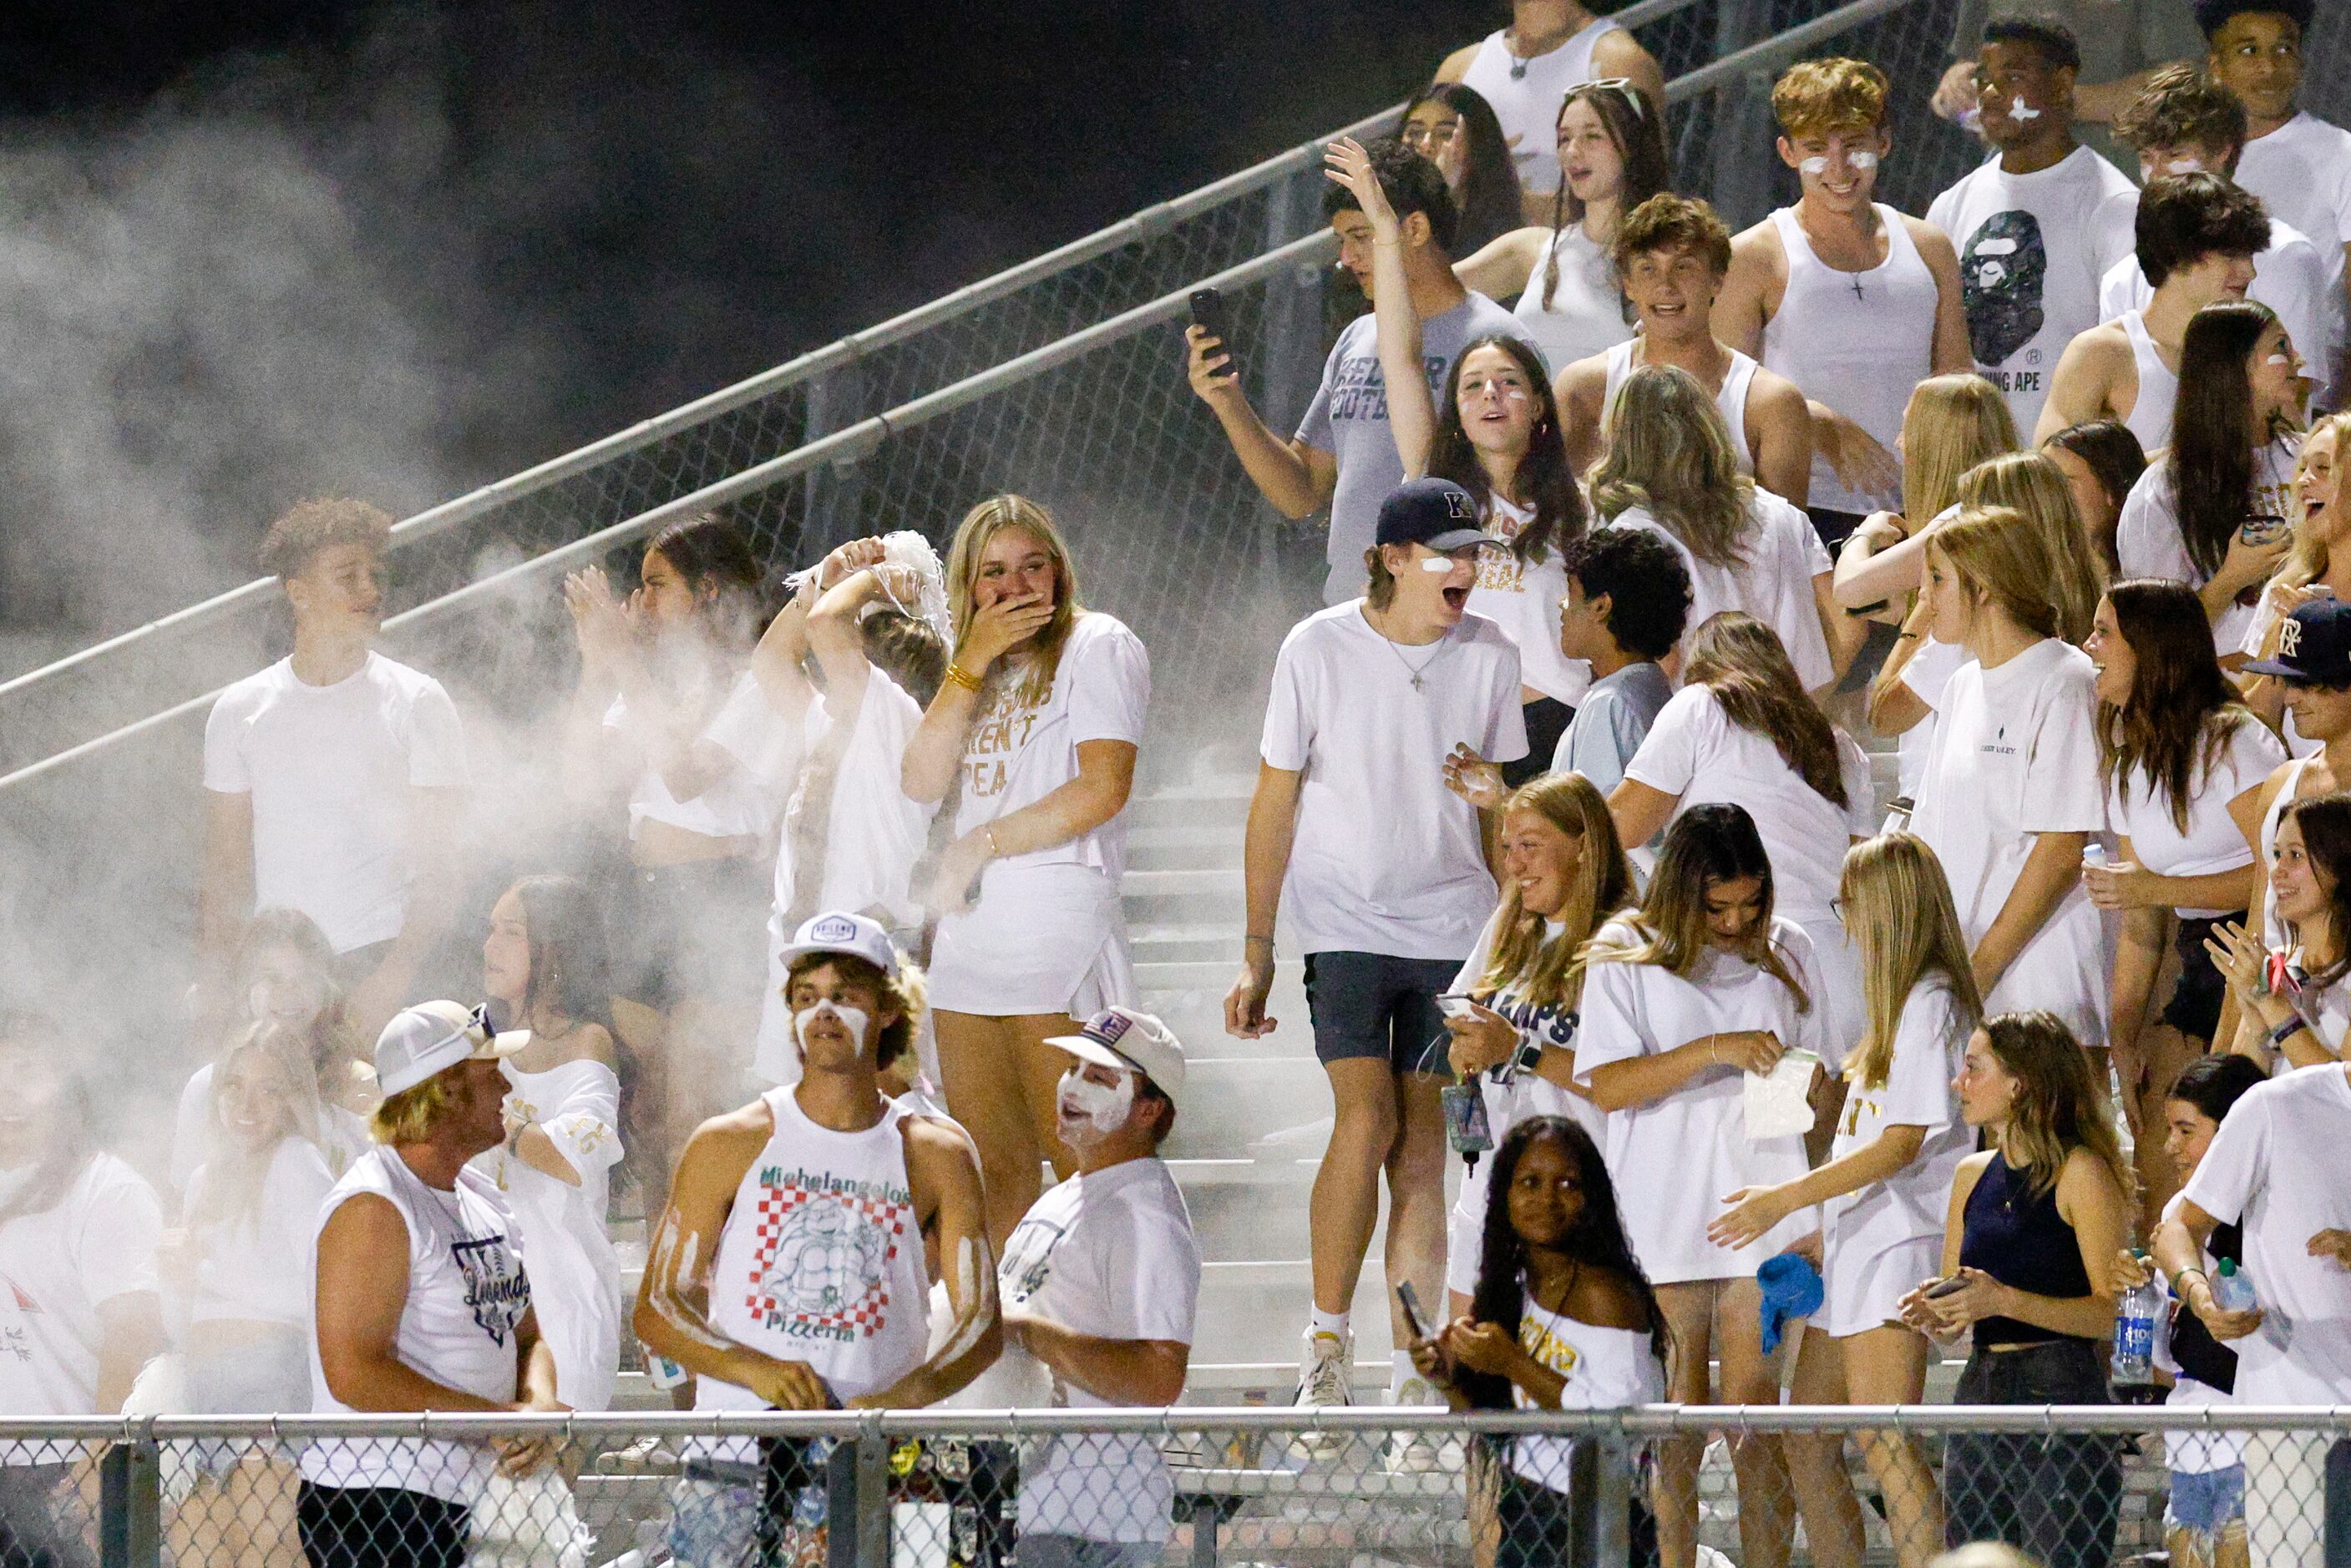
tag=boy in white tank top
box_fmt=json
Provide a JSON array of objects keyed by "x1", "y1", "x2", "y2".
[
  {"x1": 1432, "y1": 0, "x2": 1663, "y2": 219},
  {"x1": 1557, "y1": 193, "x2": 1814, "y2": 506},
  {"x1": 1714, "y1": 58, "x2": 1971, "y2": 548},
  {"x1": 2039, "y1": 171, "x2": 2269, "y2": 443},
  {"x1": 636, "y1": 913, "x2": 999, "y2": 1568}
]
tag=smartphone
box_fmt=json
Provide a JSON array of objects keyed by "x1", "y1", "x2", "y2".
[
  {"x1": 1923, "y1": 1275, "x2": 1968, "y2": 1300},
  {"x1": 1189, "y1": 287, "x2": 1241, "y2": 383},
  {"x1": 1396, "y1": 1280, "x2": 1434, "y2": 1342},
  {"x1": 1435, "y1": 994, "x2": 1479, "y2": 1021}
]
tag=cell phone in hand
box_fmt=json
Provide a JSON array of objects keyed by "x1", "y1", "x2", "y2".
[
  {"x1": 1435, "y1": 994, "x2": 1479, "y2": 1021},
  {"x1": 1923, "y1": 1274, "x2": 1968, "y2": 1300},
  {"x1": 1396, "y1": 1281, "x2": 1434, "y2": 1342},
  {"x1": 1189, "y1": 287, "x2": 1241, "y2": 383}
]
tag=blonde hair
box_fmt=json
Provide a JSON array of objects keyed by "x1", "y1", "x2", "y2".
[
  {"x1": 1979, "y1": 1011, "x2": 2136, "y2": 1203},
  {"x1": 1771, "y1": 58, "x2": 1890, "y2": 140},
  {"x1": 1839, "y1": 835, "x2": 1981, "y2": 1092},
  {"x1": 371, "y1": 1070, "x2": 460, "y2": 1146},
  {"x1": 2278, "y1": 411, "x2": 2351, "y2": 593},
  {"x1": 1477, "y1": 774, "x2": 1634, "y2": 1015},
  {"x1": 1953, "y1": 453, "x2": 2105, "y2": 645},
  {"x1": 1591, "y1": 365, "x2": 1755, "y2": 569},
  {"x1": 945, "y1": 495, "x2": 1084, "y2": 708},
  {"x1": 1926, "y1": 505, "x2": 2065, "y2": 643},
  {"x1": 192, "y1": 1023, "x2": 328, "y2": 1234},
  {"x1": 1903, "y1": 375, "x2": 2019, "y2": 528}
]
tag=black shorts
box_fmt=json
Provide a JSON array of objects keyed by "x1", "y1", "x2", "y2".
[
  {"x1": 297, "y1": 1483, "x2": 468, "y2": 1568},
  {"x1": 2159, "y1": 913, "x2": 2240, "y2": 1043},
  {"x1": 615, "y1": 856, "x2": 771, "y2": 1012},
  {"x1": 1303, "y1": 951, "x2": 1459, "y2": 1075},
  {"x1": 1503, "y1": 698, "x2": 1574, "y2": 790}
]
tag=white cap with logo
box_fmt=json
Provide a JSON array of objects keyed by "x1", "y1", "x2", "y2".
[
  {"x1": 374, "y1": 1000, "x2": 529, "y2": 1097},
  {"x1": 1045, "y1": 1006, "x2": 1186, "y2": 1097},
  {"x1": 775, "y1": 911, "x2": 903, "y2": 981}
]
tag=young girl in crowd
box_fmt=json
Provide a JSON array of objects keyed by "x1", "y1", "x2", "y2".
[
  {"x1": 172, "y1": 908, "x2": 373, "y2": 1191},
  {"x1": 1336, "y1": 132, "x2": 1592, "y2": 780},
  {"x1": 2241, "y1": 411, "x2": 2350, "y2": 749},
  {"x1": 2122, "y1": 1053, "x2": 2269, "y2": 1568},
  {"x1": 1910, "y1": 507, "x2": 2107, "y2": 1044},
  {"x1": 1589, "y1": 365, "x2": 1845, "y2": 690},
  {"x1": 901, "y1": 496, "x2": 1148, "y2": 1246},
  {"x1": 2116, "y1": 301, "x2": 2306, "y2": 658},
  {"x1": 564, "y1": 514, "x2": 806, "y2": 1161},
  {"x1": 2043, "y1": 421, "x2": 2147, "y2": 573},
  {"x1": 165, "y1": 1024, "x2": 334, "y2": 1568},
  {"x1": 1413, "y1": 1116, "x2": 1666, "y2": 1568},
  {"x1": 1899, "y1": 1011, "x2": 2132, "y2": 1568},
  {"x1": 1457, "y1": 80, "x2": 1670, "y2": 371},
  {"x1": 2212, "y1": 793, "x2": 2351, "y2": 1069},
  {"x1": 478, "y1": 874, "x2": 625, "y2": 1412},
  {"x1": 747, "y1": 534, "x2": 949, "y2": 1085},
  {"x1": 1441, "y1": 773, "x2": 1634, "y2": 1316},
  {"x1": 2083, "y1": 580, "x2": 2282, "y2": 1214},
  {"x1": 2237, "y1": 597, "x2": 2351, "y2": 966},
  {"x1": 1397, "y1": 85, "x2": 1523, "y2": 260},
  {"x1": 1577, "y1": 805, "x2": 1863, "y2": 1568},
  {"x1": 1832, "y1": 372, "x2": 2020, "y2": 618},
  {"x1": 1609, "y1": 612, "x2": 1876, "y2": 1062},
  {"x1": 1710, "y1": 833, "x2": 1979, "y2": 1568}
]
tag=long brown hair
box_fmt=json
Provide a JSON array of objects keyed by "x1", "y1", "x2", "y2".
[
  {"x1": 945, "y1": 495, "x2": 1084, "y2": 708},
  {"x1": 2171, "y1": 301, "x2": 2286, "y2": 580},
  {"x1": 2283, "y1": 793, "x2": 2351, "y2": 987},
  {"x1": 1839, "y1": 834, "x2": 1981, "y2": 1092},
  {"x1": 1429, "y1": 335, "x2": 1588, "y2": 564},
  {"x1": 1477, "y1": 773, "x2": 1634, "y2": 1014},
  {"x1": 1953, "y1": 453, "x2": 2105, "y2": 646},
  {"x1": 1590, "y1": 365, "x2": 1754, "y2": 568},
  {"x1": 1589, "y1": 803, "x2": 1811, "y2": 1010},
  {"x1": 2096, "y1": 579, "x2": 2260, "y2": 832},
  {"x1": 1925, "y1": 506, "x2": 2064, "y2": 642},
  {"x1": 1683, "y1": 613, "x2": 1848, "y2": 808},
  {"x1": 1538, "y1": 80, "x2": 1669, "y2": 311},
  {"x1": 1978, "y1": 1010, "x2": 2133, "y2": 1202}
]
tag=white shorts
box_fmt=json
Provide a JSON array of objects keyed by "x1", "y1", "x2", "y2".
[
  {"x1": 1822, "y1": 1225, "x2": 1939, "y2": 1338},
  {"x1": 928, "y1": 862, "x2": 1133, "y2": 1018}
]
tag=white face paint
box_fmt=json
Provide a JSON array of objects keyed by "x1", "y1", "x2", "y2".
[
  {"x1": 1799, "y1": 155, "x2": 1829, "y2": 176},
  {"x1": 1848, "y1": 149, "x2": 1878, "y2": 170},
  {"x1": 1800, "y1": 149, "x2": 1877, "y2": 177},
  {"x1": 1420, "y1": 554, "x2": 1457, "y2": 573},
  {"x1": 1056, "y1": 1065, "x2": 1137, "y2": 1146},
  {"x1": 2006, "y1": 95, "x2": 2041, "y2": 122},
  {"x1": 794, "y1": 999, "x2": 871, "y2": 1058}
]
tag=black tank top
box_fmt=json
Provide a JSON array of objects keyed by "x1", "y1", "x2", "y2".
[{"x1": 1958, "y1": 1151, "x2": 2095, "y2": 1347}]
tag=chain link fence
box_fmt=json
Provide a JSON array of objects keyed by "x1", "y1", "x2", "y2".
[{"x1": 6, "y1": 1405, "x2": 2347, "y2": 1567}]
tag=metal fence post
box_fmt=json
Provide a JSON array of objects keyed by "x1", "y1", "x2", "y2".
[
  {"x1": 1704, "y1": 0, "x2": 1782, "y2": 227},
  {"x1": 97, "y1": 1434, "x2": 160, "y2": 1568},
  {"x1": 1254, "y1": 163, "x2": 1325, "y2": 599},
  {"x1": 802, "y1": 362, "x2": 870, "y2": 554},
  {"x1": 1569, "y1": 1419, "x2": 1634, "y2": 1568}
]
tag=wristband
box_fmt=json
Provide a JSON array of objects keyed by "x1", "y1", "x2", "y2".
[
  {"x1": 2173, "y1": 1267, "x2": 2209, "y2": 1297},
  {"x1": 944, "y1": 661, "x2": 984, "y2": 693},
  {"x1": 2268, "y1": 1013, "x2": 2308, "y2": 1050}
]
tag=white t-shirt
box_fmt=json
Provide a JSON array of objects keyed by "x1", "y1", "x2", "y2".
[
  {"x1": 1828, "y1": 978, "x2": 1972, "y2": 1259},
  {"x1": 1573, "y1": 916, "x2": 1825, "y2": 1283},
  {"x1": 1261, "y1": 603, "x2": 1527, "y2": 958},
  {"x1": 1609, "y1": 489, "x2": 1835, "y2": 690},
  {"x1": 2239, "y1": 113, "x2": 2351, "y2": 389},
  {"x1": 2105, "y1": 716, "x2": 2286, "y2": 917},
  {"x1": 775, "y1": 673, "x2": 937, "y2": 927},
  {"x1": 171, "y1": 1060, "x2": 371, "y2": 1191},
  {"x1": 2115, "y1": 438, "x2": 2302, "y2": 654},
  {"x1": 2100, "y1": 230, "x2": 2340, "y2": 414},
  {"x1": 1507, "y1": 1301, "x2": 1665, "y2": 1494},
  {"x1": 1896, "y1": 635, "x2": 1970, "y2": 802},
  {"x1": 1469, "y1": 495, "x2": 1588, "y2": 706},
  {"x1": 184, "y1": 1137, "x2": 337, "y2": 1328},
  {"x1": 608, "y1": 669, "x2": 811, "y2": 842},
  {"x1": 952, "y1": 613, "x2": 1149, "y2": 880},
  {"x1": 201, "y1": 652, "x2": 469, "y2": 953},
  {"x1": 1624, "y1": 686, "x2": 1874, "y2": 929},
  {"x1": 1911, "y1": 639, "x2": 2109, "y2": 1043},
  {"x1": 2179, "y1": 1064, "x2": 2351, "y2": 1404},
  {"x1": 988, "y1": 1158, "x2": 1199, "y2": 1545},
  {"x1": 0, "y1": 1156, "x2": 162, "y2": 1423},
  {"x1": 1925, "y1": 146, "x2": 2139, "y2": 433}
]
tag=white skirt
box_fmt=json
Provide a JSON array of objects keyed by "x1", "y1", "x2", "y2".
[
  {"x1": 928, "y1": 862, "x2": 1134, "y2": 1018},
  {"x1": 1821, "y1": 1222, "x2": 1939, "y2": 1339}
]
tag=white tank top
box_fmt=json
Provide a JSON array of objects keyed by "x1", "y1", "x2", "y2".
[
  {"x1": 1603, "y1": 339, "x2": 1760, "y2": 474},
  {"x1": 697, "y1": 1087, "x2": 931, "y2": 1417},
  {"x1": 1761, "y1": 205, "x2": 1939, "y2": 516},
  {"x1": 1512, "y1": 225, "x2": 1634, "y2": 372},
  {"x1": 2120, "y1": 310, "x2": 2180, "y2": 454},
  {"x1": 301, "y1": 1150, "x2": 530, "y2": 1503},
  {"x1": 1457, "y1": 15, "x2": 1628, "y2": 196}
]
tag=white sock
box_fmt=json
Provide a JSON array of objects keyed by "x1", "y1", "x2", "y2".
[
  {"x1": 1306, "y1": 1307, "x2": 1350, "y2": 1345},
  {"x1": 1391, "y1": 1349, "x2": 1421, "y2": 1401}
]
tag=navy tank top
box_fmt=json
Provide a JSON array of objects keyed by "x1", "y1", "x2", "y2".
[{"x1": 1958, "y1": 1151, "x2": 2095, "y2": 1347}]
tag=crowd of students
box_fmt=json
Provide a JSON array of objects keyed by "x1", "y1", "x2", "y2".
[{"x1": 8, "y1": 2, "x2": 2351, "y2": 1566}]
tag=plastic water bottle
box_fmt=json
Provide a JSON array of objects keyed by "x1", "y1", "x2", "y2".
[
  {"x1": 2081, "y1": 842, "x2": 2109, "y2": 870},
  {"x1": 2113, "y1": 1252, "x2": 2159, "y2": 1388},
  {"x1": 2213, "y1": 1258, "x2": 2257, "y2": 1314}
]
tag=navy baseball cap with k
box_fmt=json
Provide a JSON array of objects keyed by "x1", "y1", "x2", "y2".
[
  {"x1": 1375, "y1": 477, "x2": 1499, "y2": 554},
  {"x1": 2245, "y1": 598, "x2": 2351, "y2": 686}
]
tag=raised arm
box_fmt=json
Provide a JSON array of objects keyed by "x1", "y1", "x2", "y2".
[
  {"x1": 1455, "y1": 228, "x2": 1549, "y2": 303},
  {"x1": 805, "y1": 558, "x2": 913, "y2": 730},
  {"x1": 1328, "y1": 137, "x2": 1437, "y2": 478},
  {"x1": 899, "y1": 593, "x2": 1056, "y2": 804},
  {"x1": 1184, "y1": 329, "x2": 1336, "y2": 518},
  {"x1": 854, "y1": 1119, "x2": 1002, "y2": 1409}
]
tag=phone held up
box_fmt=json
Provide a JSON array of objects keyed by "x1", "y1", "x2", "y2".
[{"x1": 1189, "y1": 288, "x2": 1242, "y2": 385}]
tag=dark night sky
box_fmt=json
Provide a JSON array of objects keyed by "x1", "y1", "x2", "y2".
[{"x1": 0, "y1": 0, "x2": 1483, "y2": 473}]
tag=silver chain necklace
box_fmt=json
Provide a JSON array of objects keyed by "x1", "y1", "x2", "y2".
[{"x1": 1368, "y1": 606, "x2": 1448, "y2": 690}]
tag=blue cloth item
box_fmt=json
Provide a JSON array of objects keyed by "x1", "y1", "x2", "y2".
[{"x1": 1756, "y1": 1252, "x2": 1826, "y2": 1355}]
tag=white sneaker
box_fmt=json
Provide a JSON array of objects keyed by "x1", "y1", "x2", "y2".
[
  {"x1": 1290, "y1": 1328, "x2": 1353, "y2": 1458},
  {"x1": 1384, "y1": 1378, "x2": 1457, "y2": 1474}
]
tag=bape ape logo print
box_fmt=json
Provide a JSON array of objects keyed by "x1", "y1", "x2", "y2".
[{"x1": 1959, "y1": 210, "x2": 2048, "y2": 367}]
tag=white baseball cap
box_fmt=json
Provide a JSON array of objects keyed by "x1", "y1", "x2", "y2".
[
  {"x1": 775, "y1": 911, "x2": 903, "y2": 981},
  {"x1": 375, "y1": 1000, "x2": 529, "y2": 1097},
  {"x1": 1045, "y1": 1006, "x2": 1186, "y2": 1097}
]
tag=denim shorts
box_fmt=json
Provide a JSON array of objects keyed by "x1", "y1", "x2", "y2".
[
  {"x1": 1302, "y1": 951, "x2": 1459, "y2": 1074},
  {"x1": 2170, "y1": 1463, "x2": 2248, "y2": 1533}
]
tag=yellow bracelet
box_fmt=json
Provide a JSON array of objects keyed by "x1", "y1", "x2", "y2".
[{"x1": 944, "y1": 661, "x2": 983, "y2": 693}]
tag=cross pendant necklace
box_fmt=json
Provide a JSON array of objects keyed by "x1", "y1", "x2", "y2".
[
  {"x1": 1371, "y1": 606, "x2": 1445, "y2": 690},
  {"x1": 1848, "y1": 275, "x2": 1866, "y2": 303}
]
